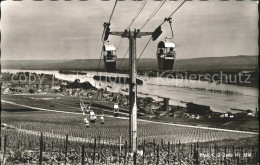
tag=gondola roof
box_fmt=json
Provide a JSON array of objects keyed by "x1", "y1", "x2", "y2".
[
  {"x1": 103, "y1": 44, "x2": 116, "y2": 51},
  {"x1": 158, "y1": 41, "x2": 176, "y2": 48}
]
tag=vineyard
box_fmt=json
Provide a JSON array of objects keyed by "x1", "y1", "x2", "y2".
[
  {"x1": 1, "y1": 98, "x2": 259, "y2": 164},
  {"x1": 2, "y1": 102, "x2": 257, "y2": 144},
  {"x1": 1, "y1": 128, "x2": 259, "y2": 164}
]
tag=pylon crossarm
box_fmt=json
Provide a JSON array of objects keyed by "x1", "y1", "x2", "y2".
[
  {"x1": 109, "y1": 31, "x2": 126, "y2": 37},
  {"x1": 110, "y1": 31, "x2": 153, "y2": 38},
  {"x1": 136, "y1": 32, "x2": 153, "y2": 37}
]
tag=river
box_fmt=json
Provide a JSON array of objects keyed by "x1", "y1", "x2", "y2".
[{"x1": 2, "y1": 69, "x2": 258, "y2": 113}]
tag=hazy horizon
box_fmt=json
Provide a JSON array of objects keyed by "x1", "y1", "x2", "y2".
[
  {"x1": 1, "y1": 55, "x2": 258, "y2": 62},
  {"x1": 1, "y1": 0, "x2": 258, "y2": 61}
]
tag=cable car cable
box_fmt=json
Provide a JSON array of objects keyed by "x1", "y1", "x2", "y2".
[
  {"x1": 109, "y1": 0, "x2": 118, "y2": 23},
  {"x1": 168, "y1": 0, "x2": 187, "y2": 19},
  {"x1": 136, "y1": 36, "x2": 153, "y2": 63},
  {"x1": 117, "y1": 83, "x2": 125, "y2": 93},
  {"x1": 118, "y1": 49, "x2": 129, "y2": 68},
  {"x1": 140, "y1": 0, "x2": 166, "y2": 30},
  {"x1": 117, "y1": 39, "x2": 123, "y2": 50},
  {"x1": 127, "y1": 0, "x2": 148, "y2": 29},
  {"x1": 98, "y1": 46, "x2": 104, "y2": 70}
]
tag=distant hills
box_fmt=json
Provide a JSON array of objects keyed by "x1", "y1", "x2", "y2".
[{"x1": 1, "y1": 55, "x2": 258, "y2": 72}]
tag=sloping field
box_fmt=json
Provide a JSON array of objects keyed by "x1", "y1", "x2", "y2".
[{"x1": 2, "y1": 95, "x2": 257, "y2": 144}]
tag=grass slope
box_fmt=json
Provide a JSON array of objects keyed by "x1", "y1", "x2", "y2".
[{"x1": 2, "y1": 95, "x2": 256, "y2": 144}]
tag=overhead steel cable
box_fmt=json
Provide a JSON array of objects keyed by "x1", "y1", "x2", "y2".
[
  {"x1": 117, "y1": 39, "x2": 123, "y2": 50},
  {"x1": 109, "y1": 0, "x2": 118, "y2": 24},
  {"x1": 127, "y1": 0, "x2": 147, "y2": 29},
  {"x1": 136, "y1": 36, "x2": 152, "y2": 63},
  {"x1": 98, "y1": 46, "x2": 104, "y2": 70},
  {"x1": 140, "y1": 0, "x2": 166, "y2": 30},
  {"x1": 117, "y1": 49, "x2": 129, "y2": 93},
  {"x1": 168, "y1": 0, "x2": 187, "y2": 20},
  {"x1": 118, "y1": 49, "x2": 129, "y2": 69},
  {"x1": 117, "y1": 82, "x2": 125, "y2": 93}
]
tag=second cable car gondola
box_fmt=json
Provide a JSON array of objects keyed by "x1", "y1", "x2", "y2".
[
  {"x1": 156, "y1": 40, "x2": 176, "y2": 71},
  {"x1": 90, "y1": 111, "x2": 97, "y2": 123},
  {"x1": 100, "y1": 116, "x2": 104, "y2": 124},
  {"x1": 84, "y1": 117, "x2": 90, "y2": 127},
  {"x1": 113, "y1": 103, "x2": 119, "y2": 117},
  {"x1": 103, "y1": 42, "x2": 117, "y2": 72}
]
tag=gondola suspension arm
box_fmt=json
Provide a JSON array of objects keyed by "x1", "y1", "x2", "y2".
[{"x1": 165, "y1": 17, "x2": 174, "y2": 40}]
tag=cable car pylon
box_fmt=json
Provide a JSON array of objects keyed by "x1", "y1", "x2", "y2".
[{"x1": 109, "y1": 29, "x2": 153, "y2": 152}]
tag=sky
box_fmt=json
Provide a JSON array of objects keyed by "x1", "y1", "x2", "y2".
[{"x1": 1, "y1": 0, "x2": 258, "y2": 60}]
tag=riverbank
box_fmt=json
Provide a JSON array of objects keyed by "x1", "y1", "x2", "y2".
[{"x1": 2, "y1": 55, "x2": 258, "y2": 87}]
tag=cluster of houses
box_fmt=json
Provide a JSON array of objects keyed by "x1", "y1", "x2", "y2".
[
  {"x1": 209, "y1": 110, "x2": 257, "y2": 119},
  {"x1": 166, "y1": 102, "x2": 257, "y2": 120},
  {"x1": 1, "y1": 82, "x2": 63, "y2": 94},
  {"x1": 1, "y1": 72, "x2": 63, "y2": 94}
]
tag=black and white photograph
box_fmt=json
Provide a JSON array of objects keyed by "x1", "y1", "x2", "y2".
[{"x1": 0, "y1": 0, "x2": 259, "y2": 164}]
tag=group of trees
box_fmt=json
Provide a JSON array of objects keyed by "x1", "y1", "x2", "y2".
[{"x1": 60, "y1": 79, "x2": 96, "y2": 92}]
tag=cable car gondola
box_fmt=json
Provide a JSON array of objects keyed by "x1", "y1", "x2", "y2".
[
  {"x1": 155, "y1": 18, "x2": 176, "y2": 71},
  {"x1": 103, "y1": 42, "x2": 117, "y2": 72},
  {"x1": 157, "y1": 40, "x2": 176, "y2": 71},
  {"x1": 84, "y1": 117, "x2": 90, "y2": 127},
  {"x1": 100, "y1": 116, "x2": 104, "y2": 124},
  {"x1": 113, "y1": 103, "x2": 119, "y2": 117},
  {"x1": 90, "y1": 111, "x2": 97, "y2": 123}
]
